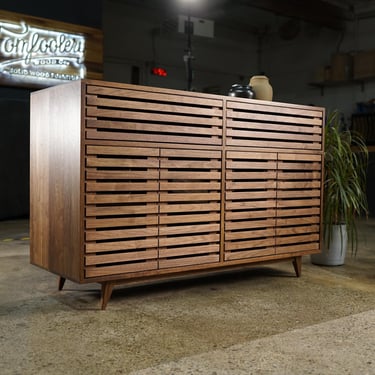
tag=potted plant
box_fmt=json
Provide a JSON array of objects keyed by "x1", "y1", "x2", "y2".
[{"x1": 311, "y1": 109, "x2": 369, "y2": 266}]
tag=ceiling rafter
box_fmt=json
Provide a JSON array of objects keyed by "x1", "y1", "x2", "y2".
[{"x1": 234, "y1": 0, "x2": 353, "y2": 30}]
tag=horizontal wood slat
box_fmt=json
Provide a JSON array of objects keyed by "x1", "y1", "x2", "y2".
[
  {"x1": 87, "y1": 109, "x2": 222, "y2": 127},
  {"x1": 87, "y1": 169, "x2": 160, "y2": 180},
  {"x1": 85, "y1": 261, "x2": 158, "y2": 278},
  {"x1": 226, "y1": 238, "x2": 276, "y2": 252},
  {"x1": 226, "y1": 100, "x2": 324, "y2": 119},
  {"x1": 87, "y1": 145, "x2": 159, "y2": 157},
  {"x1": 159, "y1": 254, "x2": 219, "y2": 269},
  {"x1": 86, "y1": 85, "x2": 223, "y2": 107},
  {"x1": 86, "y1": 181, "x2": 159, "y2": 192},
  {"x1": 225, "y1": 209, "x2": 276, "y2": 221},
  {"x1": 159, "y1": 212, "x2": 220, "y2": 225},
  {"x1": 86, "y1": 129, "x2": 223, "y2": 146},
  {"x1": 225, "y1": 247, "x2": 275, "y2": 261},
  {"x1": 226, "y1": 227, "x2": 275, "y2": 241},
  {"x1": 160, "y1": 202, "x2": 219, "y2": 213},
  {"x1": 160, "y1": 182, "x2": 221, "y2": 191},
  {"x1": 86, "y1": 216, "x2": 157, "y2": 229},
  {"x1": 160, "y1": 244, "x2": 218, "y2": 258},
  {"x1": 85, "y1": 238, "x2": 158, "y2": 253},
  {"x1": 159, "y1": 223, "x2": 220, "y2": 236},
  {"x1": 277, "y1": 207, "x2": 321, "y2": 217},
  {"x1": 86, "y1": 193, "x2": 159, "y2": 204},
  {"x1": 275, "y1": 242, "x2": 320, "y2": 255},
  {"x1": 159, "y1": 233, "x2": 220, "y2": 247},
  {"x1": 86, "y1": 96, "x2": 222, "y2": 117},
  {"x1": 276, "y1": 225, "x2": 320, "y2": 236},
  {"x1": 85, "y1": 249, "x2": 158, "y2": 266},
  {"x1": 160, "y1": 192, "x2": 221, "y2": 202},
  {"x1": 86, "y1": 227, "x2": 158, "y2": 241}
]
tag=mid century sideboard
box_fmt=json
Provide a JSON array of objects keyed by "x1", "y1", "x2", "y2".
[{"x1": 30, "y1": 79, "x2": 324, "y2": 309}]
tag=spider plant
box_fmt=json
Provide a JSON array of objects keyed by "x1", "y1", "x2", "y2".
[{"x1": 323, "y1": 109, "x2": 369, "y2": 256}]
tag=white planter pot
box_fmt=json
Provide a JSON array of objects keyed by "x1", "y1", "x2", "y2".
[{"x1": 311, "y1": 224, "x2": 348, "y2": 266}]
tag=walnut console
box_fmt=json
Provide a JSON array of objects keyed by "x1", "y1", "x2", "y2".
[{"x1": 30, "y1": 79, "x2": 324, "y2": 309}]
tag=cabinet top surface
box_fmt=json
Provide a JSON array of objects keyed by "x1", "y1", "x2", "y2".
[{"x1": 32, "y1": 78, "x2": 325, "y2": 114}]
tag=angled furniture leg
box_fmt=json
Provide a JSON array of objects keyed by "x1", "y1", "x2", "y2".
[
  {"x1": 58, "y1": 276, "x2": 66, "y2": 291},
  {"x1": 101, "y1": 282, "x2": 115, "y2": 310},
  {"x1": 292, "y1": 256, "x2": 302, "y2": 277}
]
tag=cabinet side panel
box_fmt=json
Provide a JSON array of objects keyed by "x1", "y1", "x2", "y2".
[
  {"x1": 30, "y1": 91, "x2": 50, "y2": 269},
  {"x1": 30, "y1": 82, "x2": 82, "y2": 282}
]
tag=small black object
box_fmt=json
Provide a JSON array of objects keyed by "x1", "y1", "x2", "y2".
[{"x1": 228, "y1": 84, "x2": 255, "y2": 99}]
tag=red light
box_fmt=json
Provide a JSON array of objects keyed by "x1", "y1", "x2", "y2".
[{"x1": 151, "y1": 67, "x2": 167, "y2": 77}]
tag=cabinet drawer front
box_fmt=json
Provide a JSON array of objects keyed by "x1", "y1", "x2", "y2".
[
  {"x1": 158, "y1": 149, "x2": 221, "y2": 268},
  {"x1": 85, "y1": 85, "x2": 223, "y2": 146},
  {"x1": 226, "y1": 100, "x2": 323, "y2": 150},
  {"x1": 276, "y1": 153, "x2": 322, "y2": 254},
  {"x1": 84, "y1": 145, "x2": 159, "y2": 278},
  {"x1": 225, "y1": 151, "x2": 277, "y2": 261}
]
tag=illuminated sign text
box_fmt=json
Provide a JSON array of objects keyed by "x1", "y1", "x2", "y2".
[{"x1": 0, "y1": 19, "x2": 86, "y2": 87}]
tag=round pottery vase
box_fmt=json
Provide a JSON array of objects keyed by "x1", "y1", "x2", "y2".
[
  {"x1": 249, "y1": 75, "x2": 273, "y2": 101},
  {"x1": 228, "y1": 84, "x2": 255, "y2": 99}
]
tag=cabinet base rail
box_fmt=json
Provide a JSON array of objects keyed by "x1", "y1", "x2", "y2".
[{"x1": 57, "y1": 256, "x2": 302, "y2": 310}]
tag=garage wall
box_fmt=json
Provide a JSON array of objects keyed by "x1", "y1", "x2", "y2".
[
  {"x1": 1, "y1": 1, "x2": 375, "y2": 219},
  {"x1": 0, "y1": 1, "x2": 101, "y2": 220}
]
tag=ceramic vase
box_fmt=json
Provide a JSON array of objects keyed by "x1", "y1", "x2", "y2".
[
  {"x1": 249, "y1": 75, "x2": 273, "y2": 101},
  {"x1": 228, "y1": 84, "x2": 255, "y2": 99},
  {"x1": 310, "y1": 224, "x2": 348, "y2": 266}
]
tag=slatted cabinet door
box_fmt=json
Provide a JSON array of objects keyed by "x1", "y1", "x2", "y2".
[
  {"x1": 85, "y1": 84, "x2": 223, "y2": 147},
  {"x1": 226, "y1": 100, "x2": 323, "y2": 150},
  {"x1": 158, "y1": 149, "x2": 222, "y2": 268},
  {"x1": 84, "y1": 145, "x2": 160, "y2": 278},
  {"x1": 225, "y1": 151, "x2": 278, "y2": 261},
  {"x1": 276, "y1": 153, "x2": 322, "y2": 254}
]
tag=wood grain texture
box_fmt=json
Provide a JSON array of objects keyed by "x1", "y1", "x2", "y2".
[
  {"x1": 85, "y1": 84, "x2": 223, "y2": 146},
  {"x1": 276, "y1": 153, "x2": 322, "y2": 255},
  {"x1": 226, "y1": 99, "x2": 323, "y2": 150},
  {"x1": 158, "y1": 148, "x2": 221, "y2": 269},
  {"x1": 30, "y1": 81, "x2": 83, "y2": 281},
  {"x1": 30, "y1": 79, "x2": 325, "y2": 308},
  {"x1": 84, "y1": 144, "x2": 159, "y2": 276},
  {"x1": 224, "y1": 150, "x2": 277, "y2": 261}
]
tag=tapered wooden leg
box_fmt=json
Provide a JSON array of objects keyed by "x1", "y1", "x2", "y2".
[
  {"x1": 58, "y1": 276, "x2": 66, "y2": 290},
  {"x1": 292, "y1": 256, "x2": 302, "y2": 277},
  {"x1": 100, "y1": 282, "x2": 114, "y2": 310}
]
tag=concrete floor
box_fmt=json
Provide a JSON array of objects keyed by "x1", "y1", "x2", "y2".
[{"x1": 1, "y1": 219, "x2": 374, "y2": 375}]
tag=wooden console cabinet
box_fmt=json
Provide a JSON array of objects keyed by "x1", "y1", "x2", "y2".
[{"x1": 30, "y1": 79, "x2": 324, "y2": 309}]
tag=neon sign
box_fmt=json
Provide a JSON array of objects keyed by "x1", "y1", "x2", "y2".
[{"x1": 0, "y1": 19, "x2": 86, "y2": 87}]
